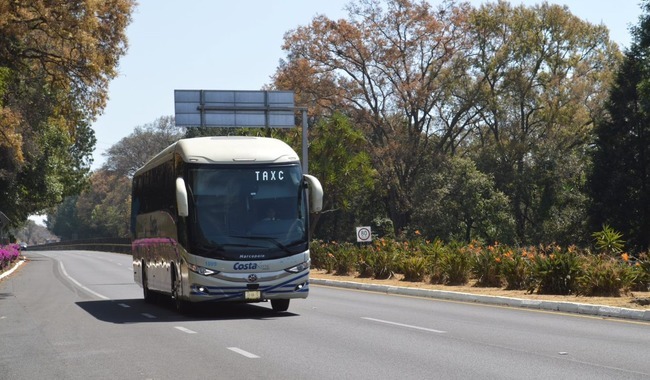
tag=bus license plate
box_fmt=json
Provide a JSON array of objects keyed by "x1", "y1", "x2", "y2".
[{"x1": 245, "y1": 290, "x2": 261, "y2": 300}]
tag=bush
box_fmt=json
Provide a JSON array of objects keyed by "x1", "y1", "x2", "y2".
[
  {"x1": 334, "y1": 242, "x2": 358, "y2": 276},
  {"x1": 370, "y1": 239, "x2": 400, "y2": 279},
  {"x1": 0, "y1": 244, "x2": 20, "y2": 271},
  {"x1": 356, "y1": 245, "x2": 376, "y2": 278},
  {"x1": 529, "y1": 245, "x2": 583, "y2": 295},
  {"x1": 439, "y1": 242, "x2": 471, "y2": 285},
  {"x1": 471, "y1": 243, "x2": 502, "y2": 287},
  {"x1": 577, "y1": 254, "x2": 633, "y2": 296},
  {"x1": 401, "y1": 256, "x2": 429, "y2": 282},
  {"x1": 628, "y1": 253, "x2": 650, "y2": 291},
  {"x1": 310, "y1": 240, "x2": 327, "y2": 270},
  {"x1": 501, "y1": 248, "x2": 533, "y2": 290}
]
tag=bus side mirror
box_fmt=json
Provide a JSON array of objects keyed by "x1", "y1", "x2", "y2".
[
  {"x1": 176, "y1": 177, "x2": 189, "y2": 217},
  {"x1": 304, "y1": 174, "x2": 323, "y2": 213}
]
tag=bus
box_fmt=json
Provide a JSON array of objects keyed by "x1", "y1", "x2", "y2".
[{"x1": 131, "y1": 136, "x2": 323, "y2": 312}]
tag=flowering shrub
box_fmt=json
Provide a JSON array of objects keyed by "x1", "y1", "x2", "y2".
[
  {"x1": 577, "y1": 254, "x2": 632, "y2": 296},
  {"x1": 401, "y1": 256, "x2": 429, "y2": 282},
  {"x1": 0, "y1": 244, "x2": 21, "y2": 271},
  {"x1": 471, "y1": 242, "x2": 502, "y2": 287},
  {"x1": 528, "y1": 245, "x2": 583, "y2": 295},
  {"x1": 500, "y1": 248, "x2": 533, "y2": 290},
  {"x1": 627, "y1": 253, "x2": 650, "y2": 291},
  {"x1": 310, "y1": 238, "x2": 650, "y2": 298},
  {"x1": 333, "y1": 242, "x2": 357, "y2": 276},
  {"x1": 438, "y1": 242, "x2": 472, "y2": 285}
]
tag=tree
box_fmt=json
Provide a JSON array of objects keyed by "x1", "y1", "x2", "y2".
[
  {"x1": 308, "y1": 113, "x2": 378, "y2": 239},
  {"x1": 276, "y1": 0, "x2": 477, "y2": 233},
  {"x1": 411, "y1": 155, "x2": 513, "y2": 243},
  {"x1": 588, "y1": 0, "x2": 650, "y2": 251},
  {"x1": 75, "y1": 170, "x2": 131, "y2": 238},
  {"x1": 102, "y1": 116, "x2": 185, "y2": 177},
  {"x1": 48, "y1": 116, "x2": 185, "y2": 239},
  {"x1": 0, "y1": 0, "x2": 134, "y2": 225},
  {"x1": 467, "y1": 1, "x2": 619, "y2": 244}
]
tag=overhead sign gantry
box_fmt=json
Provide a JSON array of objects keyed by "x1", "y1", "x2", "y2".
[{"x1": 174, "y1": 90, "x2": 309, "y2": 172}]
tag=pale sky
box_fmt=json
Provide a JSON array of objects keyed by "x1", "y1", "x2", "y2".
[{"x1": 91, "y1": 0, "x2": 642, "y2": 168}]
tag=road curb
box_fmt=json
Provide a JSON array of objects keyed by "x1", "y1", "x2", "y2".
[
  {"x1": 0, "y1": 259, "x2": 25, "y2": 281},
  {"x1": 311, "y1": 278, "x2": 650, "y2": 322}
]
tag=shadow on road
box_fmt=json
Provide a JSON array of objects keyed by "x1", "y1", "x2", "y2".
[{"x1": 76, "y1": 297, "x2": 298, "y2": 324}]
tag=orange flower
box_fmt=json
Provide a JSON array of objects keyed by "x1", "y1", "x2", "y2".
[
  {"x1": 415, "y1": 230, "x2": 421, "y2": 236},
  {"x1": 621, "y1": 253, "x2": 629, "y2": 262},
  {"x1": 495, "y1": 257, "x2": 502, "y2": 263}
]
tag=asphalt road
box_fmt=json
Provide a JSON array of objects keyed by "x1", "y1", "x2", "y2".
[{"x1": 1, "y1": 250, "x2": 649, "y2": 380}]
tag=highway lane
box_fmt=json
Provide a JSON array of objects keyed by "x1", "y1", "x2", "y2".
[{"x1": 1, "y1": 250, "x2": 649, "y2": 379}]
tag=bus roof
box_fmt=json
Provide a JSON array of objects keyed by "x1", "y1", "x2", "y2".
[{"x1": 135, "y1": 136, "x2": 301, "y2": 176}]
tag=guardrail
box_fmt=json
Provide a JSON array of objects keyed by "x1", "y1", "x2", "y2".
[{"x1": 27, "y1": 238, "x2": 131, "y2": 254}]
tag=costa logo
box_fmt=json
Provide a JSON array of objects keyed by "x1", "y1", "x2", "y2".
[{"x1": 233, "y1": 262, "x2": 258, "y2": 270}]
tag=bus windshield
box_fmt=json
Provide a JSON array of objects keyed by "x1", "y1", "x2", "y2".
[{"x1": 188, "y1": 164, "x2": 308, "y2": 260}]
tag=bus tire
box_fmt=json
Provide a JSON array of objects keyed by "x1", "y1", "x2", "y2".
[
  {"x1": 171, "y1": 265, "x2": 189, "y2": 314},
  {"x1": 271, "y1": 299, "x2": 290, "y2": 312},
  {"x1": 142, "y1": 264, "x2": 154, "y2": 303}
]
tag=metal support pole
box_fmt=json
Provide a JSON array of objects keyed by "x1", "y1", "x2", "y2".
[{"x1": 301, "y1": 109, "x2": 308, "y2": 174}]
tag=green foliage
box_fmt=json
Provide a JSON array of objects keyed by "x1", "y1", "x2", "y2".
[
  {"x1": 401, "y1": 254, "x2": 429, "y2": 282},
  {"x1": 588, "y1": 10, "x2": 650, "y2": 251},
  {"x1": 528, "y1": 245, "x2": 583, "y2": 295},
  {"x1": 470, "y1": 243, "x2": 503, "y2": 287},
  {"x1": 438, "y1": 242, "x2": 472, "y2": 285},
  {"x1": 311, "y1": 237, "x2": 650, "y2": 297},
  {"x1": 371, "y1": 217, "x2": 395, "y2": 240},
  {"x1": 628, "y1": 253, "x2": 650, "y2": 291},
  {"x1": 333, "y1": 242, "x2": 358, "y2": 276},
  {"x1": 412, "y1": 156, "x2": 515, "y2": 244},
  {"x1": 310, "y1": 240, "x2": 327, "y2": 270},
  {"x1": 0, "y1": 0, "x2": 134, "y2": 225},
  {"x1": 500, "y1": 249, "x2": 533, "y2": 290},
  {"x1": 370, "y1": 240, "x2": 400, "y2": 279},
  {"x1": 577, "y1": 255, "x2": 633, "y2": 296},
  {"x1": 592, "y1": 224, "x2": 625, "y2": 255}
]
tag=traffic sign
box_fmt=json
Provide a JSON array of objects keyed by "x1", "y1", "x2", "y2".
[{"x1": 356, "y1": 226, "x2": 372, "y2": 243}]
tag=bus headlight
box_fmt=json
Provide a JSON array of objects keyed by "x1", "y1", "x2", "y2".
[
  {"x1": 285, "y1": 261, "x2": 310, "y2": 274},
  {"x1": 188, "y1": 263, "x2": 218, "y2": 276}
]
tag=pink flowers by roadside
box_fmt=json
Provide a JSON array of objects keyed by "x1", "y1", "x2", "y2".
[{"x1": 0, "y1": 244, "x2": 21, "y2": 271}]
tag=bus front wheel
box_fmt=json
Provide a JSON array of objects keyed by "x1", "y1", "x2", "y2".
[
  {"x1": 271, "y1": 299, "x2": 290, "y2": 312},
  {"x1": 171, "y1": 266, "x2": 190, "y2": 314},
  {"x1": 142, "y1": 264, "x2": 154, "y2": 303}
]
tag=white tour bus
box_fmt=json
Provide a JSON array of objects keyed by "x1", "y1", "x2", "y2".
[{"x1": 131, "y1": 136, "x2": 323, "y2": 312}]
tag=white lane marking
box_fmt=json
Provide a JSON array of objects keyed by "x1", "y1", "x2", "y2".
[
  {"x1": 142, "y1": 313, "x2": 157, "y2": 319},
  {"x1": 118, "y1": 303, "x2": 130, "y2": 308},
  {"x1": 59, "y1": 261, "x2": 109, "y2": 300},
  {"x1": 227, "y1": 347, "x2": 260, "y2": 359},
  {"x1": 362, "y1": 317, "x2": 446, "y2": 334},
  {"x1": 175, "y1": 326, "x2": 197, "y2": 334}
]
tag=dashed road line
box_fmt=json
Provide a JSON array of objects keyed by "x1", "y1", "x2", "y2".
[
  {"x1": 175, "y1": 326, "x2": 197, "y2": 334},
  {"x1": 362, "y1": 317, "x2": 446, "y2": 334},
  {"x1": 142, "y1": 313, "x2": 157, "y2": 319},
  {"x1": 227, "y1": 347, "x2": 260, "y2": 358}
]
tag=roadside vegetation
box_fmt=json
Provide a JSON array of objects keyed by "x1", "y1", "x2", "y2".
[
  {"x1": 3, "y1": 0, "x2": 650, "y2": 296},
  {"x1": 0, "y1": 244, "x2": 21, "y2": 274},
  {"x1": 311, "y1": 230, "x2": 650, "y2": 297}
]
